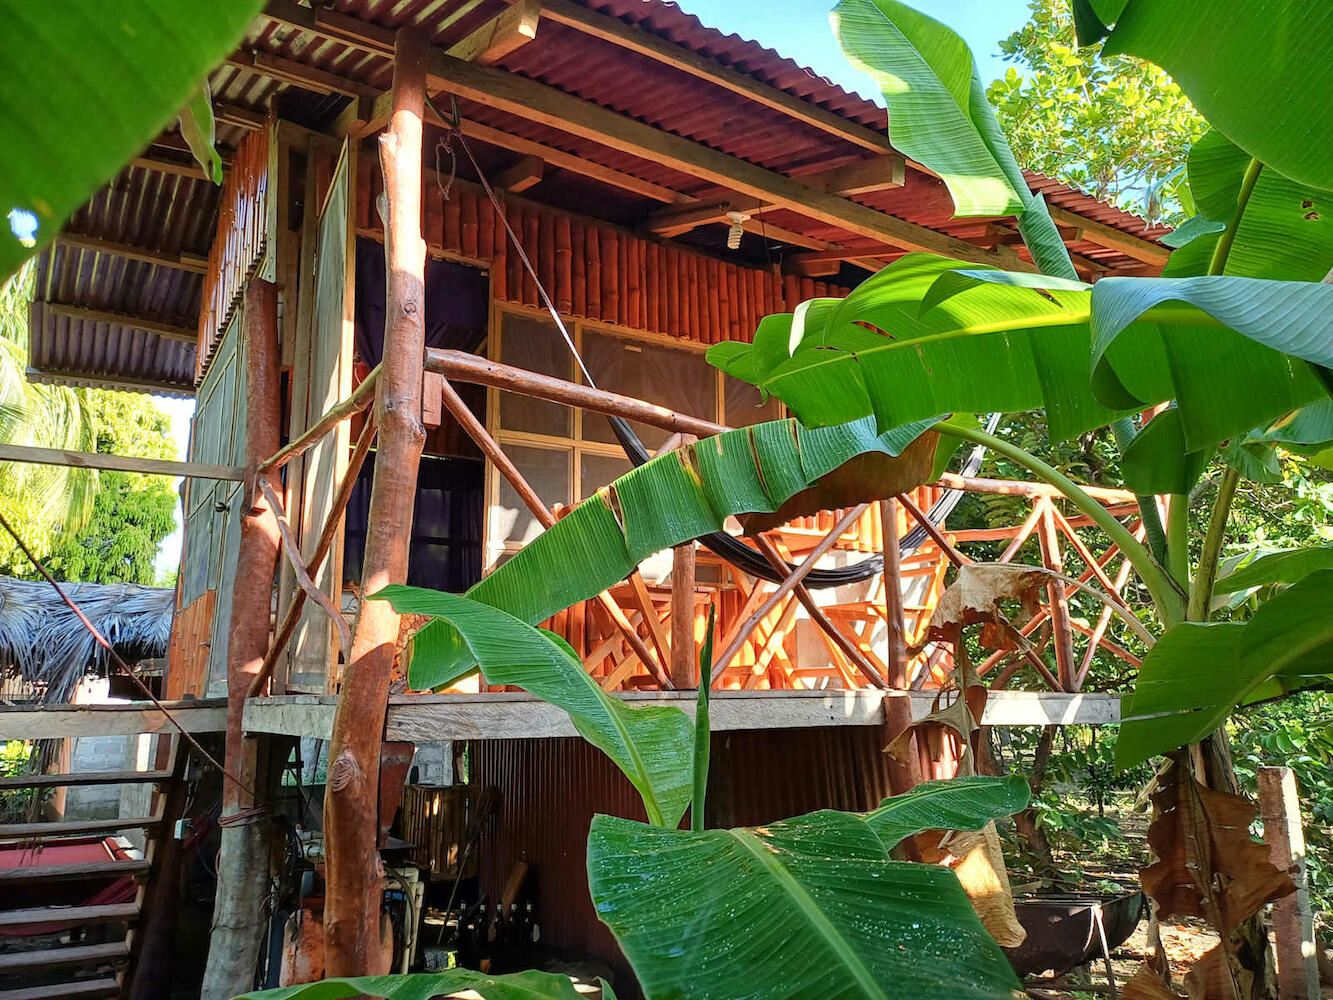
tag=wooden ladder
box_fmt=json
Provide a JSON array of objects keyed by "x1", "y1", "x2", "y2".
[{"x1": 0, "y1": 735, "x2": 185, "y2": 1000}]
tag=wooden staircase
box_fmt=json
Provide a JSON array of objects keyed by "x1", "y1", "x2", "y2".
[{"x1": 0, "y1": 737, "x2": 183, "y2": 1000}]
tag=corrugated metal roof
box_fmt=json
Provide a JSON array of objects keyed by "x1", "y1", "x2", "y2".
[{"x1": 32, "y1": 0, "x2": 1169, "y2": 393}]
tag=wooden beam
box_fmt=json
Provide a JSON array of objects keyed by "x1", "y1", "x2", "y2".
[
  {"x1": 262, "y1": 0, "x2": 396, "y2": 57},
  {"x1": 801, "y1": 155, "x2": 906, "y2": 196},
  {"x1": 0, "y1": 769, "x2": 171, "y2": 790},
  {"x1": 129, "y1": 153, "x2": 209, "y2": 180},
  {"x1": 43, "y1": 303, "x2": 197, "y2": 343},
  {"x1": 0, "y1": 442, "x2": 242, "y2": 481},
  {"x1": 244, "y1": 689, "x2": 1126, "y2": 740},
  {"x1": 424, "y1": 51, "x2": 1025, "y2": 266},
  {"x1": 493, "y1": 154, "x2": 545, "y2": 193},
  {"x1": 227, "y1": 51, "x2": 379, "y2": 100},
  {"x1": 0, "y1": 701, "x2": 225, "y2": 741},
  {"x1": 54, "y1": 234, "x2": 208, "y2": 274},
  {"x1": 450, "y1": 0, "x2": 541, "y2": 65},
  {"x1": 526, "y1": 0, "x2": 892, "y2": 155},
  {"x1": 214, "y1": 101, "x2": 267, "y2": 131},
  {"x1": 24, "y1": 367, "x2": 194, "y2": 397},
  {"x1": 1048, "y1": 205, "x2": 1169, "y2": 266}
]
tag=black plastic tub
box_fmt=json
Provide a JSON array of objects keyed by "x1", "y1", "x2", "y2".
[{"x1": 1003, "y1": 890, "x2": 1146, "y2": 977}]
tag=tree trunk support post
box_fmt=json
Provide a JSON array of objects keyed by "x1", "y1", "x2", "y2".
[
  {"x1": 1258, "y1": 767, "x2": 1319, "y2": 1000},
  {"x1": 200, "y1": 277, "x2": 282, "y2": 1000},
  {"x1": 670, "y1": 541, "x2": 698, "y2": 687},
  {"x1": 323, "y1": 27, "x2": 429, "y2": 978}
]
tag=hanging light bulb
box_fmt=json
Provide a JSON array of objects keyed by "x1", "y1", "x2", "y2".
[{"x1": 725, "y1": 211, "x2": 750, "y2": 250}]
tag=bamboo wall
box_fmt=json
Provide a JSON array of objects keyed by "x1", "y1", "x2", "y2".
[
  {"x1": 197, "y1": 126, "x2": 271, "y2": 377},
  {"x1": 356, "y1": 157, "x2": 850, "y2": 345}
]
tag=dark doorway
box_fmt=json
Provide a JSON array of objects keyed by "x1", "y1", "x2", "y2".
[{"x1": 343, "y1": 239, "x2": 488, "y2": 592}]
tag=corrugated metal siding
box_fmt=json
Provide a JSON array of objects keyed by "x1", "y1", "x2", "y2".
[{"x1": 468, "y1": 725, "x2": 893, "y2": 996}]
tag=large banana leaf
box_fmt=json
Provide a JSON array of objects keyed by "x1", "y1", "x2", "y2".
[
  {"x1": 393, "y1": 415, "x2": 940, "y2": 691},
  {"x1": 376, "y1": 587, "x2": 693, "y2": 829},
  {"x1": 237, "y1": 969, "x2": 598, "y2": 1000},
  {"x1": 864, "y1": 775, "x2": 1031, "y2": 850},
  {"x1": 831, "y1": 0, "x2": 1076, "y2": 278},
  {"x1": 1181, "y1": 131, "x2": 1333, "y2": 283},
  {"x1": 0, "y1": 0, "x2": 261, "y2": 281},
  {"x1": 708, "y1": 254, "x2": 1132, "y2": 443},
  {"x1": 1213, "y1": 546, "x2": 1333, "y2": 595},
  {"x1": 586, "y1": 810, "x2": 1025, "y2": 1000},
  {"x1": 1098, "y1": 1, "x2": 1333, "y2": 191},
  {"x1": 709, "y1": 253, "x2": 1327, "y2": 450},
  {"x1": 914, "y1": 267, "x2": 1327, "y2": 451},
  {"x1": 1118, "y1": 406, "x2": 1211, "y2": 496},
  {"x1": 1117, "y1": 570, "x2": 1333, "y2": 767}
]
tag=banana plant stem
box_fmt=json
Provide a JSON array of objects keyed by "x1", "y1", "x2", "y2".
[
  {"x1": 1188, "y1": 465, "x2": 1241, "y2": 622},
  {"x1": 1165, "y1": 494, "x2": 1191, "y2": 594},
  {"x1": 941, "y1": 419, "x2": 1185, "y2": 625},
  {"x1": 1207, "y1": 158, "x2": 1263, "y2": 276}
]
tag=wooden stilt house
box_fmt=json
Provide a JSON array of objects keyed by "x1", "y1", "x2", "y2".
[{"x1": 17, "y1": 0, "x2": 1169, "y2": 990}]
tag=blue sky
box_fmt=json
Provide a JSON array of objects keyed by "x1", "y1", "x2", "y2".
[{"x1": 673, "y1": 0, "x2": 1034, "y2": 99}]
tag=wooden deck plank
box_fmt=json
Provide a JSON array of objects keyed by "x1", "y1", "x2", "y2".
[
  {"x1": 0, "y1": 902, "x2": 139, "y2": 927},
  {"x1": 0, "y1": 977, "x2": 121, "y2": 1000},
  {"x1": 1, "y1": 814, "x2": 162, "y2": 839},
  {"x1": 0, "y1": 699, "x2": 227, "y2": 740},
  {"x1": 0, "y1": 859, "x2": 149, "y2": 882},
  {"x1": 0, "y1": 941, "x2": 127, "y2": 971},
  {"x1": 243, "y1": 689, "x2": 1123, "y2": 740},
  {"x1": 0, "y1": 770, "x2": 170, "y2": 790}
]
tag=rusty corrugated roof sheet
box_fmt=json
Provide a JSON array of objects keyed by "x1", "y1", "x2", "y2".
[{"x1": 32, "y1": 0, "x2": 1170, "y2": 393}]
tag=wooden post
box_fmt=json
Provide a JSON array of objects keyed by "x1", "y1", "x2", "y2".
[
  {"x1": 199, "y1": 278, "x2": 282, "y2": 1000},
  {"x1": 323, "y1": 27, "x2": 429, "y2": 979},
  {"x1": 1258, "y1": 767, "x2": 1319, "y2": 1000},
  {"x1": 670, "y1": 542, "x2": 697, "y2": 687},
  {"x1": 881, "y1": 498, "x2": 923, "y2": 793},
  {"x1": 1035, "y1": 500, "x2": 1076, "y2": 691}
]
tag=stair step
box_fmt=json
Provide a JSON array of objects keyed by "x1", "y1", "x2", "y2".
[
  {"x1": 0, "y1": 769, "x2": 170, "y2": 790},
  {"x1": 0, "y1": 858, "x2": 149, "y2": 883},
  {"x1": 0, "y1": 902, "x2": 139, "y2": 927},
  {"x1": 0, "y1": 940, "x2": 127, "y2": 972},
  {"x1": 0, "y1": 815, "x2": 162, "y2": 839},
  {"x1": 0, "y1": 977, "x2": 121, "y2": 1000}
]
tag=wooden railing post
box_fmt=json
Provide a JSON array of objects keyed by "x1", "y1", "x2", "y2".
[
  {"x1": 670, "y1": 541, "x2": 698, "y2": 687},
  {"x1": 200, "y1": 277, "x2": 281, "y2": 1000},
  {"x1": 1035, "y1": 499, "x2": 1076, "y2": 691},
  {"x1": 323, "y1": 26, "x2": 429, "y2": 978},
  {"x1": 1258, "y1": 767, "x2": 1320, "y2": 1000},
  {"x1": 880, "y1": 497, "x2": 923, "y2": 793}
]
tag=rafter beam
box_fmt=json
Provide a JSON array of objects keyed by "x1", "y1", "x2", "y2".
[
  {"x1": 799, "y1": 155, "x2": 906, "y2": 196},
  {"x1": 1048, "y1": 205, "x2": 1169, "y2": 266},
  {"x1": 493, "y1": 154, "x2": 545, "y2": 192},
  {"x1": 54, "y1": 234, "x2": 208, "y2": 274},
  {"x1": 451, "y1": 0, "x2": 541, "y2": 65},
  {"x1": 423, "y1": 52, "x2": 1024, "y2": 266},
  {"x1": 25, "y1": 367, "x2": 195, "y2": 397},
  {"x1": 129, "y1": 153, "x2": 210, "y2": 180},
  {"x1": 43, "y1": 303, "x2": 198, "y2": 343}
]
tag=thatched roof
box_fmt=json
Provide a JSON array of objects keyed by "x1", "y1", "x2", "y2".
[{"x1": 0, "y1": 577, "x2": 174, "y2": 703}]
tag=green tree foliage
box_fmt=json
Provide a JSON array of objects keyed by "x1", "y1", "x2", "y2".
[
  {"x1": 35, "y1": 391, "x2": 179, "y2": 584},
  {"x1": 985, "y1": 0, "x2": 1206, "y2": 223},
  {"x1": 0, "y1": 267, "x2": 179, "y2": 584},
  {"x1": 0, "y1": 265, "x2": 96, "y2": 567}
]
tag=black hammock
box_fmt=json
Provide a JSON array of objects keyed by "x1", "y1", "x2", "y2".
[{"x1": 605, "y1": 414, "x2": 992, "y2": 589}]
